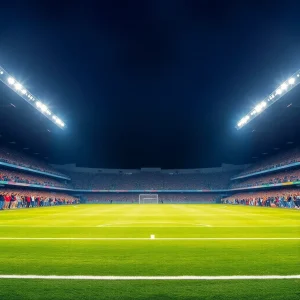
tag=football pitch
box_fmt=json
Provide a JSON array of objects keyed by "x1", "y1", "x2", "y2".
[{"x1": 0, "y1": 204, "x2": 299, "y2": 300}]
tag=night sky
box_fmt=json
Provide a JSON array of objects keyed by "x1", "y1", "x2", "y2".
[{"x1": 0, "y1": 1, "x2": 300, "y2": 169}]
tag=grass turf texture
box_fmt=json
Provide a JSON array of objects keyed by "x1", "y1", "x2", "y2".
[{"x1": 0, "y1": 204, "x2": 299, "y2": 299}]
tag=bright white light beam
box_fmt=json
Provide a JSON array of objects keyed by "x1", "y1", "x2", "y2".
[
  {"x1": 0, "y1": 65, "x2": 66, "y2": 129},
  {"x1": 236, "y1": 69, "x2": 300, "y2": 129}
]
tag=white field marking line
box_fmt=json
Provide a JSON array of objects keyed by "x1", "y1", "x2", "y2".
[
  {"x1": 106, "y1": 221, "x2": 197, "y2": 224},
  {"x1": 0, "y1": 225, "x2": 299, "y2": 228},
  {"x1": 96, "y1": 222, "x2": 207, "y2": 227},
  {"x1": 0, "y1": 237, "x2": 299, "y2": 240},
  {"x1": 0, "y1": 275, "x2": 299, "y2": 280}
]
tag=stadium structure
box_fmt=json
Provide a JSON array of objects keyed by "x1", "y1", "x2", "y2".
[{"x1": 0, "y1": 65, "x2": 299, "y2": 299}]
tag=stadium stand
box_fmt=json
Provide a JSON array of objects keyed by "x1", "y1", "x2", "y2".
[
  {"x1": 0, "y1": 145, "x2": 299, "y2": 209},
  {"x1": 222, "y1": 189, "x2": 300, "y2": 208},
  {"x1": 0, "y1": 168, "x2": 70, "y2": 188},
  {"x1": 162, "y1": 172, "x2": 234, "y2": 190},
  {"x1": 68, "y1": 170, "x2": 235, "y2": 190},
  {"x1": 233, "y1": 147, "x2": 300, "y2": 178},
  {"x1": 0, "y1": 147, "x2": 69, "y2": 178},
  {"x1": 0, "y1": 189, "x2": 78, "y2": 210},
  {"x1": 230, "y1": 169, "x2": 300, "y2": 189},
  {"x1": 84, "y1": 193, "x2": 220, "y2": 204}
]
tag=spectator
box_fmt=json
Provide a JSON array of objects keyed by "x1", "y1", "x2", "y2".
[
  {"x1": 230, "y1": 169, "x2": 300, "y2": 189},
  {"x1": 0, "y1": 189, "x2": 78, "y2": 210},
  {"x1": 222, "y1": 189, "x2": 299, "y2": 209},
  {"x1": 0, "y1": 193, "x2": 4, "y2": 210}
]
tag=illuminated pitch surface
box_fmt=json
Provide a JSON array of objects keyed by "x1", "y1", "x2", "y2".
[{"x1": 0, "y1": 204, "x2": 299, "y2": 300}]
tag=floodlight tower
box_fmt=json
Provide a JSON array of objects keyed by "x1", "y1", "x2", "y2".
[
  {"x1": 0, "y1": 65, "x2": 66, "y2": 129},
  {"x1": 236, "y1": 70, "x2": 300, "y2": 129}
]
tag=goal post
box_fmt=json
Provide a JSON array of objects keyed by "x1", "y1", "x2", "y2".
[{"x1": 139, "y1": 194, "x2": 159, "y2": 204}]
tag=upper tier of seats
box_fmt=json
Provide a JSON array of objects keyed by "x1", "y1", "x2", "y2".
[
  {"x1": 233, "y1": 147, "x2": 300, "y2": 179},
  {"x1": 0, "y1": 147, "x2": 69, "y2": 178},
  {"x1": 230, "y1": 169, "x2": 300, "y2": 189},
  {"x1": 1, "y1": 145, "x2": 300, "y2": 191},
  {"x1": 0, "y1": 168, "x2": 70, "y2": 188},
  {"x1": 69, "y1": 171, "x2": 236, "y2": 190}
]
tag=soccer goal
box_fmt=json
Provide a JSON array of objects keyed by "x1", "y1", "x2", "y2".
[{"x1": 139, "y1": 194, "x2": 159, "y2": 204}]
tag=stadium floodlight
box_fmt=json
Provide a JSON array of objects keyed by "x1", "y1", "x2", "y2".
[
  {"x1": 0, "y1": 65, "x2": 66, "y2": 129},
  {"x1": 288, "y1": 77, "x2": 295, "y2": 84},
  {"x1": 254, "y1": 101, "x2": 266, "y2": 113},
  {"x1": 14, "y1": 82, "x2": 23, "y2": 90},
  {"x1": 52, "y1": 115, "x2": 64, "y2": 127},
  {"x1": 237, "y1": 115, "x2": 250, "y2": 127},
  {"x1": 7, "y1": 77, "x2": 15, "y2": 85},
  {"x1": 45, "y1": 109, "x2": 51, "y2": 116},
  {"x1": 236, "y1": 69, "x2": 300, "y2": 129}
]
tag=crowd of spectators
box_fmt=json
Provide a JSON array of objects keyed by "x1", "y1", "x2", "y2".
[
  {"x1": 155, "y1": 193, "x2": 219, "y2": 203},
  {"x1": 70, "y1": 171, "x2": 235, "y2": 190},
  {"x1": 222, "y1": 189, "x2": 300, "y2": 209},
  {"x1": 0, "y1": 164, "x2": 235, "y2": 191},
  {"x1": 85, "y1": 193, "x2": 137, "y2": 203},
  {"x1": 230, "y1": 169, "x2": 300, "y2": 189},
  {"x1": 0, "y1": 147, "x2": 69, "y2": 178},
  {"x1": 2, "y1": 160, "x2": 300, "y2": 194},
  {"x1": 0, "y1": 189, "x2": 78, "y2": 210},
  {"x1": 85, "y1": 193, "x2": 219, "y2": 204},
  {"x1": 162, "y1": 172, "x2": 234, "y2": 190},
  {"x1": 235, "y1": 147, "x2": 300, "y2": 178},
  {"x1": 0, "y1": 168, "x2": 70, "y2": 188}
]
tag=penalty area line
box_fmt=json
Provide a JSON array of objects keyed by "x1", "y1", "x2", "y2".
[{"x1": 0, "y1": 275, "x2": 299, "y2": 280}]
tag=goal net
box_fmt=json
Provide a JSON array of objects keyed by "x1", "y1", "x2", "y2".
[{"x1": 139, "y1": 194, "x2": 158, "y2": 204}]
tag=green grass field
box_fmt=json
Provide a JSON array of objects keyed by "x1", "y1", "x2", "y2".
[{"x1": 0, "y1": 204, "x2": 299, "y2": 299}]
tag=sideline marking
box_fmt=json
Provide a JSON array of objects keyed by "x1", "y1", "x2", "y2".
[
  {"x1": 0, "y1": 275, "x2": 299, "y2": 280},
  {"x1": 0, "y1": 225, "x2": 299, "y2": 228},
  {"x1": 0, "y1": 237, "x2": 299, "y2": 240}
]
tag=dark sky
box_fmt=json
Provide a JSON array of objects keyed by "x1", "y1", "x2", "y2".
[{"x1": 0, "y1": 1, "x2": 300, "y2": 169}]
